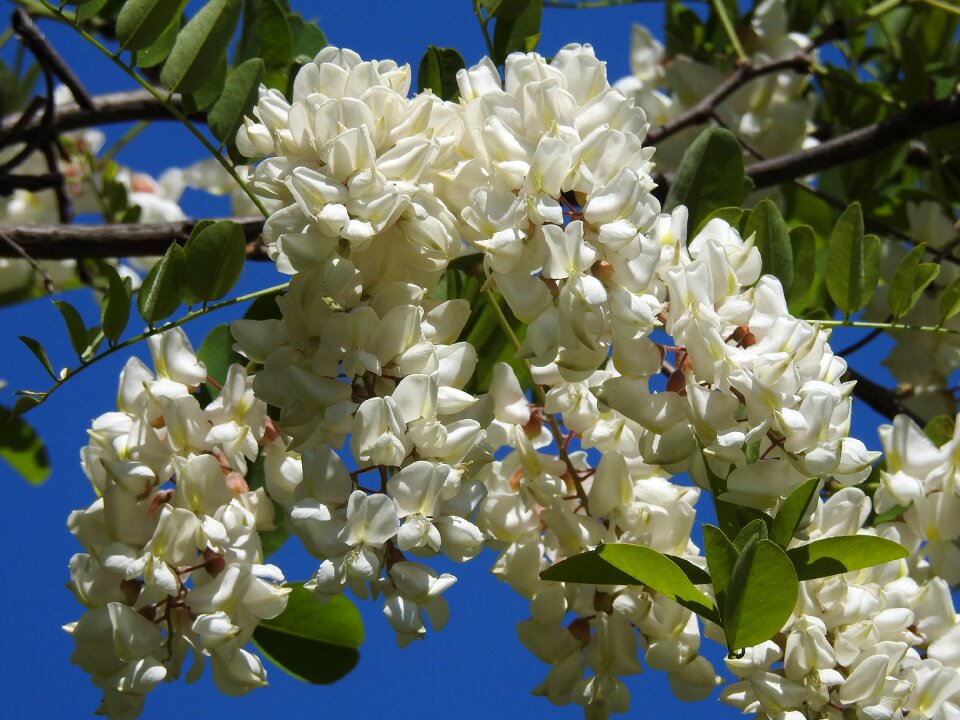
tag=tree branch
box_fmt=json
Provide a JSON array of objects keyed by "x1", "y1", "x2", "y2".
[
  {"x1": 646, "y1": 53, "x2": 813, "y2": 145},
  {"x1": 0, "y1": 217, "x2": 268, "y2": 259},
  {"x1": 0, "y1": 89, "x2": 196, "y2": 150},
  {"x1": 747, "y1": 94, "x2": 960, "y2": 189},
  {"x1": 846, "y1": 367, "x2": 924, "y2": 425}
]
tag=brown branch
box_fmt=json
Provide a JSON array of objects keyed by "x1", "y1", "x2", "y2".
[
  {"x1": 747, "y1": 94, "x2": 960, "y2": 189},
  {"x1": 846, "y1": 367, "x2": 924, "y2": 425},
  {"x1": 646, "y1": 52, "x2": 813, "y2": 146},
  {"x1": 12, "y1": 8, "x2": 94, "y2": 110},
  {"x1": 0, "y1": 90, "x2": 197, "y2": 150},
  {"x1": 0, "y1": 217, "x2": 268, "y2": 260}
]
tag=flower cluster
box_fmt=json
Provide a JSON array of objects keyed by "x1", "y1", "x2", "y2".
[
  {"x1": 614, "y1": 0, "x2": 816, "y2": 170},
  {"x1": 722, "y1": 476, "x2": 960, "y2": 718},
  {"x1": 65, "y1": 328, "x2": 290, "y2": 718}
]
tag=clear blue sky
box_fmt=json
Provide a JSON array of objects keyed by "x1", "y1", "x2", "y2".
[{"x1": 0, "y1": 2, "x2": 897, "y2": 718}]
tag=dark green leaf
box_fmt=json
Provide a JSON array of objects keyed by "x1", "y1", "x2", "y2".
[
  {"x1": 253, "y1": 584, "x2": 362, "y2": 684},
  {"x1": 100, "y1": 265, "x2": 132, "y2": 343},
  {"x1": 939, "y1": 275, "x2": 960, "y2": 325},
  {"x1": 208, "y1": 59, "x2": 265, "y2": 145},
  {"x1": 0, "y1": 405, "x2": 51, "y2": 485},
  {"x1": 133, "y1": 15, "x2": 180, "y2": 68},
  {"x1": 724, "y1": 537, "x2": 797, "y2": 651},
  {"x1": 745, "y1": 199, "x2": 793, "y2": 298},
  {"x1": 665, "y1": 128, "x2": 745, "y2": 234},
  {"x1": 769, "y1": 478, "x2": 820, "y2": 548},
  {"x1": 826, "y1": 203, "x2": 880, "y2": 315},
  {"x1": 694, "y1": 206, "x2": 747, "y2": 237},
  {"x1": 289, "y1": 15, "x2": 326, "y2": 63},
  {"x1": 888, "y1": 243, "x2": 940, "y2": 319},
  {"x1": 138, "y1": 243, "x2": 185, "y2": 324},
  {"x1": 665, "y1": 554, "x2": 711, "y2": 585},
  {"x1": 491, "y1": 0, "x2": 542, "y2": 66},
  {"x1": 787, "y1": 225, "x2": 820, "y2": 315},
  {"x1": 541, "y1": 544, "x2": 719, "y2": 623},
  {"x1": 703, "y1": 524, "x2": 737, "y2": 613},
  {"x1": 243, "y1": 291, "x2": 283, "y2": 320},
  {"x1": 733, "y1": 519, "x2": 768, "y2": 551},
  {"x1": 256, "y1": 0, "x2": 295, "y2": 88},
  {"x1": 184, "y1": 220, "x2": 247, "y2": 302},
  {"x1": 160, "y1": 0, "x2": 242, "y2": 93},
  {"x1": 417, "y1": 46, "x2": 465, "y2": 101},
  {"x1": 181, "y1": 56, "x2": 227, "y2": 113},
  {"x1": 116, "y1": 0, "x2": 188, "y2": 51},
  {"x1": 53, "y1": 300, "x2": 89, "y2": 360},
  {"x1": 787, "y1": 536, "x2": 909, "y2": 581},
  {"x1": 19, "y1": 336, "x2": 57, "y2": 381},
  {"x1": 196, "y1": 324, "x2": 244, "y2": 397},
  {"x1": 924, "y1": 415, "x2": 956, "y2": 447},
  {"x1": 12, "y1": 395, "x2": 43, "y2": 417}
]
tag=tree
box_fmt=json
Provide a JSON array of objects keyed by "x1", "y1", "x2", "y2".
[{"x1": 1, "y1": 0, "x2": 959, "y2": 718}]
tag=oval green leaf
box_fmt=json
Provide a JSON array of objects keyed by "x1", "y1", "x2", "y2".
[
  {"x1": 724, "y1": 537, "x2": 798, "y2": 651},
  {"x1": 769, "y1": 478, "x2": 820, "y2": 549},
  {"x1": 417, "y1": 46, "x2": 466, "y2": 101},
  {"x1": 0, "y1": 405, "x2": 51, "y2": 485},
  {"x1": 101, "y1": 265, "x2": 132, "y2": 343},
  {"x1": 208, "y1": 58, "x2": 265, "y2": 145},
  {"x1": 184, "y1": 220, "x2": 247, "y2": 302},
  {"x1": 745, "y1": 199, "x2": 793, "y2": 298},
  {"x1": 703, "y1": 524, "x2": 737, "y2": 614},
  {"x1": 939, "y1": 275, "x2": 960, "y2": 324},
  {"x1": 138, "y1": 243, "x2": 185, "y2": 325},
  {"x1": 542, "y1": 544, "x2": 719, "y2": 623},
  {"x1": 826, "y1": 203, "x2": 880, "y2": 315},
  {"x1": 665, "y1": 127, "x2": 745, "y2": 234},
  {"x1": 53, "y1": 300, "x2": 89, "y2": 359},
  {"x1": 253, "y1": 584, "x2": 362, "y2": 684},
  {"x1": 116, "y1": 0, "x2": 188, "y2": 52},
  {"x1": 160, "y1": 0, "x2": 242, "y2": 94},
  {"x1": 787, "y1": 535, "x2": 909, "y2": 581}
]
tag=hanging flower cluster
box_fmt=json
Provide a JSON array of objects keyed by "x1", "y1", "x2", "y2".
[
  {"x1": 65, "y1": 328, "x2": 290, "y2": 718},
  {"x1": 65, "y1": 40, "x2": 960, "y2": 720}
]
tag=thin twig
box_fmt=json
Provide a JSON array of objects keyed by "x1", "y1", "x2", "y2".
[
  {"x1": 12, "y1": 8, "x2": 94, "y2": 110},
  {"x1": 836, "y1": 324, "x2": 888, "y2": 357},
  {"x1": 646, "y1": 53, "x2": 813, "y2": 145}
]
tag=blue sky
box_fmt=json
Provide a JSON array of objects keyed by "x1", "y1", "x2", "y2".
[{"x1": 0, "y1": 2, "x2": 901, "y2": 719}]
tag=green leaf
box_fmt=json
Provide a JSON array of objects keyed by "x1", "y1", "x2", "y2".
[
  {"x1": 541, "y1": 544, "x2": 719, "y2": 623},
  {"x1": 53, "y1": 300, "x2": 89, "y2": 360},
  {"x1": 888, "y1": 243, "x2": 940, "y2": 319},
  {"x1": 184, "y1": 220, "x2": 247, "y2": 302},
  {"x1": 182, "y1": 55, "x2": 227, "y2": 113},
  {"x1": 787, "y1": 536, "x2": 909, "y2": 581},
  {"x1": 924, "y1": 415, "x2": 956, "y2": 447},
  {"x1": 733, "y1": 519, "x2": 768, "y2": 551},
  {"x1": 244, "y1": 291, "x2": 283, "y2": 320},
  {"x1": 703, "y1": 524, "x2": 737, "y2": 614},
  {"x1": 138, "y1": 243, "x2": 185, "y2": 325},
  {"x1": 116, "y1": 0, "x2": 188, "y2": 51},
  {"x1": 787, "y1": 225, "x2": 820, "y2": 314},
  {"x1": 256, "y1": 0, "x2": 295, "y2": 88},
  {"x1": 0, "y1": 405, "x2": 51, "y2": 485},
  {"x1": 19, "y1": 336, "x2": 57, "y2": 381},
  {"x1": 289, "y1": 15, "x2": 326, "y2": 63},
  {"x1": 826, "y1": 203, "x2": 881, "y2": 315},
  {"x1": 196, "y1": 324, "x2": 243, "y2": 398},
  {"x1": 417, "y1": 46, "x2": 466, "y2": 101},
  {"x1": 664, "y1": 128, "x2": 745, "y2": 234},
  {"x1": 100, "y1": 264, "x2": 132, "y2": 343},
  {"x1": 491, "y1": 0, "x2": 543, "y2": 66},
  {"x1": 133, "y1": 15, "x2": 180, "y2": 68},
  {"x1": 745, "y1": 199, "x2": 793, "y2": 298},
  {"x1": 208, "y1": 59, "x2": 265, "y2": 145},
  {"x1": 665, "y1": 554, "x2": 711, "y2": 585},
  {"x1": 724, "y1": 537, "x2": 798, "y2": 651},
  {"x1": 939, "y1": 275, "x2": 960, "y2": 325},
  {"x1": 253, "y1": 584, "x2": 362, "y2": 684},
  {"x1": 160, "y1": 0, "x2": 242, "y2": 93},
  {"x1": 769, "y1": 478, "x2": 820, "y2": 548},
  {"x1": 694, "y1": 206, "x2": 747, "y2": 237}
]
